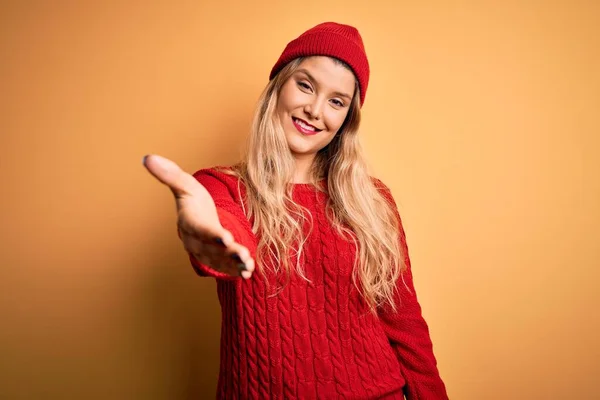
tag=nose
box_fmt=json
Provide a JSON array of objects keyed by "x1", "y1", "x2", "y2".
[{"x1": 304, "y1": 96, "x2": 324, "y2": 121}]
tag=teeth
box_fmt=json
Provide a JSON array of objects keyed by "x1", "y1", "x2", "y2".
[{"x1": 294, "y1": 118, "x2": 315, "y2": 131}]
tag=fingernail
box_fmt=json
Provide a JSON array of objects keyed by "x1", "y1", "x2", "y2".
[
  {"x1": 241, "y1": 270, "x2": 252, "y2": 279},
  {"x1": 237, "y1": 262, "x2": 247, "y2": 271},
  {"x1": 214, "y1": 237, "x2": 224, "y2": 246},
  {"x1": 231, "y1": 253, "x2": 242, "y2": 262},
  {"x1": 142, "y1": 155, "x2": 148, "y2": 165}
]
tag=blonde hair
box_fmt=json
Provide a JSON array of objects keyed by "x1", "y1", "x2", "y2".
[{"x1": 223, "y1": 57, "x2": 406, "y2": 311}]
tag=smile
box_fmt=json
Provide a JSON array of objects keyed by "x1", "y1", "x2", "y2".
[{"x1": 292, "y1": 117, "x2": 322, "y2": 135}]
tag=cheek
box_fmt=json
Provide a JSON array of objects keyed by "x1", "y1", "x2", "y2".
[
  {"x1": 276, "y1": 85, "x2": 293, "y2": 113},
  {"x1": 326, "y1": 111, "x2": 348, "y2": 132},
  {"x1": 278, "y1": 82, "x2": 304, "y2": 111}
]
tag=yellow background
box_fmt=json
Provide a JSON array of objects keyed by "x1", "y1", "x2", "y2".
[{"x1": 1, "y1": 1, "x2": 599, "y2": 399}]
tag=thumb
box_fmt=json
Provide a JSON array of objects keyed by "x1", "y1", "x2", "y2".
[{"x1": 143, "y1": 154, "x2": 198, "y2": 197}]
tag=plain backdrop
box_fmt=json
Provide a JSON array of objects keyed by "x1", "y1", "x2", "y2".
[{"x1": 1, "y1": 1, "x2": 599, "y2": 399}]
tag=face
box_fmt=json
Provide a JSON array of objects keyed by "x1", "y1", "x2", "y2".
[{"x1": 276, "y1": 56, "x2": 356, "y2": 163}]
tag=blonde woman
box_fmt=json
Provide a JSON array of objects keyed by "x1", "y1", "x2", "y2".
[{"x1": 144, "y1": 22, "x2": 448, "y2": 400}]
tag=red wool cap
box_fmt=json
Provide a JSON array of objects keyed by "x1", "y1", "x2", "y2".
[{"x1": 269, "y1": 22, "x2": 370, "y2": 106}]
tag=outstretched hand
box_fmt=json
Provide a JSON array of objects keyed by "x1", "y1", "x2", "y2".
[{"x1": 143, "y1": 154, "x2": 254, "y2": 279}]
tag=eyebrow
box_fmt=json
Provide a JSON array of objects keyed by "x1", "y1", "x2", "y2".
[{"x1": 296, "y1": 68, "x2": 353, "y2": 101}]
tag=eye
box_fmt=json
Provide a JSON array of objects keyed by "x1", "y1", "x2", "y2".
[
  {"x1": 330, "y1": 99, "x2": 345, "y2": 107},
  {"x1": 297, "y1": 81, "x2": 312, "y2": 92}
]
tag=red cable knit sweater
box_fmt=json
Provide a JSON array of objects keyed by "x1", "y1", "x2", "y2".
[{"x1": 189, "y1": 167, "x2": 448, "y2": 400}]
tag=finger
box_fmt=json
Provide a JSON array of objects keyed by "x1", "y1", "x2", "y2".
[
  {"x1": 230, "y1": 244, "x2": 250, "y2": 261},
  {"x1": 193, "y1": 252, "x2": 242, "y2": 277},
  {"x1": 241, "y1": 270, "x2": 253, "y2": 279},
  {"x1": 143, "y1": 154, "x2": 199, "y2": 197},
  {"x1": 182, "y1": 234, "x2": 231, "y2": 262},
  {"x1": 227, "y1": 245, "x2": 255, "y2": 273},
  {"x1": 194, "y1": 229, "x2": 234, "y2": 246},
  {"x1": 219, "y1": 230, "x2": 235, "y2": 247},
  {"x1": 194, "y1": 251, "x2": 251, "y2": 278},
  {"x1": 183, "y1": 234, "x2": 254, "y2": 276},
  {"x1": 198, "y1": 229, "x2": 233, "y2": 248},
  {"x1": 243, "y1": 258, "x2": 255, "y2": 274}
]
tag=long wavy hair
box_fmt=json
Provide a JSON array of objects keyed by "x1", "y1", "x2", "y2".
[{"x1": 222, "y1": 57, "x2": 406, "y2": 311}]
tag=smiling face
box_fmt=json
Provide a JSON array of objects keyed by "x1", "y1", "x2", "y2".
[{"x1": 276, "y1": 56, "x2": 357, "y2": 168}]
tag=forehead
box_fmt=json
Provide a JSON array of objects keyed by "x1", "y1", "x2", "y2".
[{"x1": 295, "y1": 56, "x2": 356, "y2": 94}]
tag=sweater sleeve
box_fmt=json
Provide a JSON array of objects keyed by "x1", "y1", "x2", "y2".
[
  {"x1": 185, "y1": 168, "x2": 258, "y2": 280},
  {"x1": 376, "y1": 183, "x2": 448, "y2": 400}
]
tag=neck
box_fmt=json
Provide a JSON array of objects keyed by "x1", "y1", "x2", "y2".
[{"x1": 292, "y1": 154, "x2": 315, "y2": 184}]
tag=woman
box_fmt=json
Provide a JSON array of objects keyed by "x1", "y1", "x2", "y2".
[{"x1": 144, "y1": 22, "x2": 448, "y2": 400}]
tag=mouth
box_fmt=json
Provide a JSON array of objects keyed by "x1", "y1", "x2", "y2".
[{"x1": 292, "y1": 117, "x2": 322, "y2": 135}]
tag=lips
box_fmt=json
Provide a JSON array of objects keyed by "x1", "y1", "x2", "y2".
[{"x1": 292, "y1": 117, "x2": 322, "y2": 135}]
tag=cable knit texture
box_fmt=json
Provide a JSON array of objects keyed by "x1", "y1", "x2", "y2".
[{"x1": 189, "y1": 167, "x2": 448, "y2": 400}]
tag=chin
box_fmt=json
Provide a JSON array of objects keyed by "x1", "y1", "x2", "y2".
[
  {"x1": 288, "y1": 144, "x2": 315, "y2": 158},
  {"x1": 288, "y1": 143, "x2": 313, "y2": 155}
]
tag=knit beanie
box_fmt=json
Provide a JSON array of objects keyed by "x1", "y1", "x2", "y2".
[{"x1": 269, "y1": 22, "x2": 370, "y2": 106}]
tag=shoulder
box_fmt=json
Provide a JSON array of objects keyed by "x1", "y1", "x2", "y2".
[
  {"x1": 369, "y1": 177, "x2": 408, "y2": 237},
  {"x1": 370, "y1": 176, "x2": 389, "y2": 191},
  {"x1": 193, "y1": 165, "x2": 237, "y2": 180},
  {"x1": 192, "y1": 165, "x2": 245, "y2": 196},
  {"x1": 369, "y1": 176, "x2": 396, "y2": 204}
]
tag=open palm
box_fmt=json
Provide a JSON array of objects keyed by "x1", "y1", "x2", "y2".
[{"x1": 143, "y1": 154, "x2": 254, "y2": 278}]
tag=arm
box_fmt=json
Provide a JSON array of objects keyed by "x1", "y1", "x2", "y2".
[
  {"x1": 187, "y1": 168, "x2": 258, "y2": 279},
  {"x1": 144, "y1": 155, "x2": 256, "y2": 279},
  {"x1": 377, "y1": 186, "x2": 448, "y2": 400}
]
